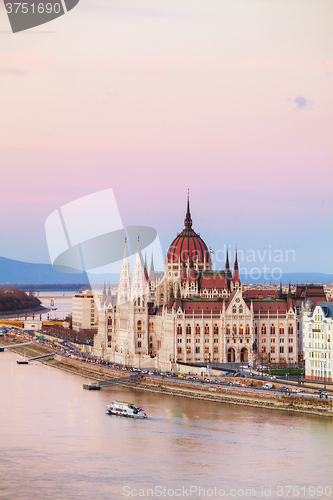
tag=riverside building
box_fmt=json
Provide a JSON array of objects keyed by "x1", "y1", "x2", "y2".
[
  {"x1": 303, "y1": 301, "x2": 333, "y2": 382},
  {"x1": 72, "y1": 290, "x2": 102, "y2": 332},
  {"x1": 93, "y1": 196, "x2": 326, "y2": 371}
]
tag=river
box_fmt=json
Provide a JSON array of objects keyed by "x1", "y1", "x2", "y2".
[{"x1": 0, "y1": 351, "x2": 332, "y2": 500}]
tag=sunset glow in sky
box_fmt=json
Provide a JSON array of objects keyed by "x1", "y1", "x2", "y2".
[{"x1": 0, "y1": 0, "x2": 332, "y2": 275}]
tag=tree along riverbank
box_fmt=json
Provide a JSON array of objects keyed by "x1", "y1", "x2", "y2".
[{"x1": 2, "y1": 335, "x2": 332, "y2": 417}]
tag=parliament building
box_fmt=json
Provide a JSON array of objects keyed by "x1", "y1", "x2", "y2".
[{"x1": 93, "y1": 197, "x2": 326, "y2": 371}]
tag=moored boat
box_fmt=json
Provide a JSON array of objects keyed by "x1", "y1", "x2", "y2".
[
  {"x1": 106, "y1": 401, "x2": 147, "y2": 418},
  {"x1": 17, "y1": 358, "x2": 29, "y2": 364}
]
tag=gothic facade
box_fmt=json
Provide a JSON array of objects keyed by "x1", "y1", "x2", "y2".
[{"x1": 93, "y1": 197, "x2": 323, "y2": 371}]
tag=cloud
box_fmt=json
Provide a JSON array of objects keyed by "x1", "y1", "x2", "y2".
[
  {"x1": 0, "y1": 68, "x2": 27, "y2": 76},
  {"x1": 294, "y1": 96, "x2": 312, "y2": 109}
]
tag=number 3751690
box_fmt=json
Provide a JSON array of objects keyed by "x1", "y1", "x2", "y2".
[
  {"x1": 5, "y1": 3, "x2": 62, "y2": 14},
  {"x1": 277, "y1": 486, "x2": 331, "y2": 497}
]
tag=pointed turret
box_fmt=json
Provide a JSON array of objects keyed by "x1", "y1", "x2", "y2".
[
  {"x1": 177, "y1": 283, "x2": 181, "y2": 299},
  {"x1": 225, "y1": 247, "x2": 230, "y2": 271},
  {"x1": 132, "y1": 236, "x2": 147, "y2": 304},
  {"x1": 143, "y1": 253, "x2": 149, "y2": 282},
  {"x1": 149, "y1": 253, "x2": 155, "y2": 284},
  {"x1": 225, "y1": 247, "x2": 232, "y2": 283},
  {"x1": 108, "y1": 282, "x2": 111, "y2": 296},
  {"x1": 168, "y1": 282, "x2": 175, "y2": 309},
  {"x1": 279, "y1": 282, "x2": 283, "y2": 299},
  {"x1": 287, "y1": 282, "x2": 293, "y2": 311},
  {"x1": 184, "y1": 189, "x2": 192, "y2": 229},
  {"x1": 233, "y1": 247, "x2": 240, "y2": 283},
  {"x1": 117, "y1": 238, "x2": 131, "y2": 306}
]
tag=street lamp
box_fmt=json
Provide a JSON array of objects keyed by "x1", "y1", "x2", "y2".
[{"x1": 324, "y1": 365, "x2": 326, "y2": 390}]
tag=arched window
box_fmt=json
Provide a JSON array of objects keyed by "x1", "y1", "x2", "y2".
[
  {"x1": 195, "y1": 324, "x2": 200, "y2": 335},
  {"x1": 279, "y1": 324, "x2": 284, "y2": 335},
  {"x1": 177, "y1": 325, "x2": 182, "y2": 335},
  {"x1": 233, "y1": 324, "x2": 237, "y2": 335},
  {"x1": 271, "y1": 346, "x2": 275, "y2": 353},
  {"x1": 137, "y1": 320, "x2": 142, "y2": 332},
  {"x1": 204, "y1": 325, "x2": 209, "y2": 335},
  {"x1": 288, "y1": 325, "x2": 293, "y2": 335},
  {"x1": 270, "y1": 324, "x2": 275, "y2": 335},
  {"x1": 108, "y1": 318, "x2": 112, "y2": 326},
  {"x1": 261, "y1": 324, "x2": 266, "y2": 335},
  {"x1": 186, "y1": 324, "x2": 191, "y2": 335},
  {"x1": 214, "y1": 324, "x2": 218, "y2": 335},
  {"x1": 226, "y1": 324, "x2": 231, "y2": 335},
  {"x1": 228, "y1": 348, "x2": 235, "y2": 362},
  {"x1": 255, "y1": 325, "x2": 258, "y2": 335},
  {"x1": 239, "y1": 306, "x2": 243, "y2": 314},
  {"x1": 232, "y1": 306, "x2": 237, "y2": 314},
  {"x1": 245, "y1": 324, "x2": 250, "y2": 335},
  {"x1": 239, "y1": 324, "x2": 243, "y2": 335}
]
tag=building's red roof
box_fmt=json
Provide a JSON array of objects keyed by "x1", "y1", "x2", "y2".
[
  {"x1": 182, "y1": 301, "x2": 224, "y2": 314},
  {"x1": 251, "y1": 301, "x2": 287, "y2": 314},
  {"x1": 167, "y1": 228, "x2": 210, "y2": 264},
  {"x1": 167, "y1": 195, "x2": 211, "y2": 264},
  {"x1": 199, "y1": 272, "x2": 227, "y2": 290}
]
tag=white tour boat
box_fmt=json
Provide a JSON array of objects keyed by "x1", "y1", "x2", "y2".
[{"x1": 106, "y1": 401, "x2": 147, "y2": 418}]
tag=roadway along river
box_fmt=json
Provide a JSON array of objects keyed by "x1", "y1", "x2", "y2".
[{"x1": 1, "y1": 351, "x2": 333, "y2": 500}]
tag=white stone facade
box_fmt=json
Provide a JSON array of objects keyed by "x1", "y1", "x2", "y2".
[{"x1": 303, "y1": 302, "x2": 333, "y2": 382}]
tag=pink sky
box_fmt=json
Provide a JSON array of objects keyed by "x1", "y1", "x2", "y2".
[{"x1": 0, "y1": 0, "x2": 332, "y2": 273}]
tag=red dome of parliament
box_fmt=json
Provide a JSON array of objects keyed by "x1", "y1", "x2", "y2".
[{"x1": 167, "y1": 196, "x2": 211, "y2": 264}]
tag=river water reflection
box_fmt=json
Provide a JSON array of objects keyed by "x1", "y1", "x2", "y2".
[{"x1": 0, "y1": 351, "x2": 332, "y2": 500}]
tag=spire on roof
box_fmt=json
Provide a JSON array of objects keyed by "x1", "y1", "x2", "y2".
[
  {"x1": 170, "y1": 283, "x2": 174, "y2": 299},
  {"x1": 288, "y1": 282, "x2": 292, "y2": 298},
  {"x1": 184, "y1": 189, "x2": 192, "y2": 229},
  {"x1": 177, "y1": 283, "x2": 181, "y2": 299},
  {"x1": 225, "y1": 247, "x2": 230, "y2": 271},
  {"x1": 103, "y1": 282, "x2": 106, "y2": 295},
  {"x1": 108, "y1": 282, "x2": 111, "y2": 296},
  {"x1": 123, "y1": 237, "x2": 128, "y2": 259},
  {"x1": 279, "y1": 282, "x2": 283, "y2": 299},
  {"x1": 233, "y1": 247, "x2": 240, "y2": 284},
  {"x1": 144, "y1": 253, "x2": 147, "y2": 271},
  {"x1": 150, "y1": 253, "x2": 154, "y2": 271}
]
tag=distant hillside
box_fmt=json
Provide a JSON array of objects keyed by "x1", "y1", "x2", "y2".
[
  {"x1": 1, "y1": 256, "x2": 332, "y2": 286},
  {"x1": 0, "y1": 256, "x2": 89, "y2": 285},
  {"x1": 240, "y1": 272, "x2": 333, "y2": 285}
]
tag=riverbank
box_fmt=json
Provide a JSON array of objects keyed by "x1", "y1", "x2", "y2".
[
  {"x1": 2, "y1": 335, "x2": 332, "y2": 417},
  {"x1": 0, "y1": 305, "x2": 49, "y2": 319}
]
